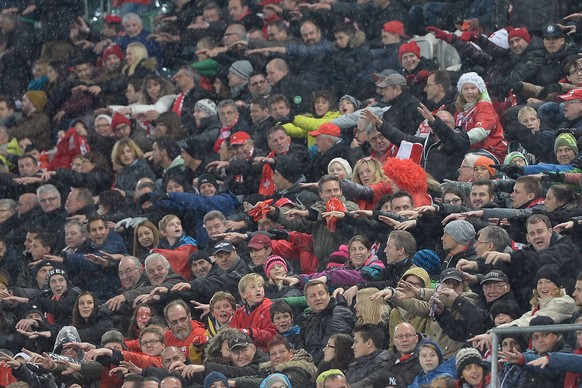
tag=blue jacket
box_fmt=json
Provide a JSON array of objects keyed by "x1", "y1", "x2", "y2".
[
  {"x1": 66, "y1": 231, "x2": 126, "y2": 303},
  {"x1": 152, "y1": 192, "x2": 239, "y2": 247},
  {"x1": 408, "y1": 357, "x2": 456, "y2": 388}
]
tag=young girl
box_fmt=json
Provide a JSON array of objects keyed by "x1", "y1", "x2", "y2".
[
  {"x1": 454, "y1": 72, "x2": 507, "y2": 162},
  {"x1": 157, "y1": 214, "x2": 197, "y2": 250},
  {"x1": 132, "y1": 220, "x2": 160, "y2": 261},
  {"x1": 409, "y1": 339, "x2": 455, "y2": 388}
]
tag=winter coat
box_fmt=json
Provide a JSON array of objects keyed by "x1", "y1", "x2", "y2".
[
  {"x1": 409, "y1": 356, "x2": 456, "y2": 388},
  {"x1": 340, "y1": 179, "x2": 392, "y2": 211},
  {"x1": 175, "y1": 258, "x2": 250, "y2": 304},
  {"x1": 36, "y1": 287, "x2": 81, "y2": 326},
  {"x1": 386, "y1": 349, "x2": 423, "y2": 388},
  {"x1": 270, "y1": 74, "x2": 312, "y2": 115},
  {"x1": 8, "y1": 111, "x2": 52, "y2": 150},
  {"x1": 518, "y1": 336, "x2": 571, "y2": 388},
  {"x1": 285, "y1": 110, "x2": 342, "y2": 147},
  {"x1": 497, "y1": 294, "x2": 577, "y2": 329},
  {"x1": 231, "y1": 298, "x2": 278, "y2": 352},
  {"x1": 274, "y1": 198, "x2": 359, "y2": 267},
  {"x1": 114, "y1": 159, "x2": 156, "y2": 198},
  {"x1": 378, "y1": 116, "x2": 466, "y2": 182},
  {"x1": 345, "y1": 349, "x2": 392, "y2": 388},
  {"x1": 381, "y1": 90, "x2": 424, "y2": 136},
  {"x1": 307, "y1": 141, "x2": 351, "y2": 182},
  {"x1": 301, "y1": 296, "x2": 355, "y2": 364},
  {"x1": 534, "y1": 43, "x2": 580, "y2": 87},
  {"x1": 234, "y1": 349, "x2": 317, "y2": 388}
]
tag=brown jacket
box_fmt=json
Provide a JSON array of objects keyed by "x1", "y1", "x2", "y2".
[{"x1": 9, "y1": 111, "x2": 52, "y2": 150}]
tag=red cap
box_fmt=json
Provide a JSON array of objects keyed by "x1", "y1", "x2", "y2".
[
  {"x1": 111, "y1": 112, "x2": 131, "y2": 129},
  {"x1": 248, "y1": 234, "x2": 272, "y2": 250},
  {"x1": 398, "y1": 41, "x2": 421, "y2": 60},
  {"x1": 309, "y1": 122, "x2": 341, "y2": 137},
  {"x1": 275, "y1": 198, "x2": 295, "y2": 208},
  {"x1": 559, "y1": 88, "x2": 582, "y2": 101},
  {"x1": 507, "y1": 27, "x2": 531, "y2": 43},
  {"x1": 229, "y1": 131, "x2": 251, "y2": 146},
  {"x1": 104, "y1": 14, "x2": 122, "y2": 24},
  {"x1": 383, "y1": 21, "x2": 406, "y2": 37}
]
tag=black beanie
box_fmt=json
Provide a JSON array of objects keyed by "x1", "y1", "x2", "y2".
[
  {"x1": 499, "y1": 332, "x2": 529, "y2": 352},
  {"x1": 198, "y1": 173, "x2": 218, "y2": 190},
  {"x1": 490, "y1": 300, "x2": 521, "y2": 320},
  {"x1": 535, "y1": 264, "x2": 562, "y2": 289},
  {"x1": 275, "y1": 155, "x2": 303, "y2": 184},
  {"x1": 530, "y1": 315, "x2": 557, "y2": 334}
]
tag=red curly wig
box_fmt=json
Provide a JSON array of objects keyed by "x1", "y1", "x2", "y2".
[{"x1": 383, "y1": 157, "x2": 428, "y2": 193}]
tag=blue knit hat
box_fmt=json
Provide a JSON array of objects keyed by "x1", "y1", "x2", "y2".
[
  {"x1": 418, "y1": 338, "x2": 443, "y2": 363},
  {"x1": 205, "y1": 371, "x2": 229, "y2": 388},
  {"x1": 412, "y1": 249, "x2": 441, "y2": 276}
]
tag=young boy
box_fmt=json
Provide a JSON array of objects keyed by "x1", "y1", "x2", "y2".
[
  {"x1": 270, "y1": 300, "x2": 302, "y2": 349},
  {"x1": 206, "y1": 291, "x2": 236, "y2": 337},
  {"x1": 409, "y1": 339, "x2": 455, "y2": 388},
  {"x1": 230, "y1": 273, "x2": 277, "y2": 351},
  {"x1": 158, "y1": 214, "x2": 198, "y2": 249}
]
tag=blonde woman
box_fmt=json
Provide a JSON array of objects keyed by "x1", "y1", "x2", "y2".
[
  {"x1": 111, "y1": 138, "x2": 156, "y2": 198},
  {"x1": 341, "y1": 157, "x2": 391, "y2": 210},
  {"x1": 355, "y1": 287, "x2": 390, "y2": 348},
  {"x1": 122, "y1": 42, "x2": 157, "y2": 79}
]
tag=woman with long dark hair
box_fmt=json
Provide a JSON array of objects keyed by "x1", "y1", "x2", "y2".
[{"x1": 71, "y1": 291, "x2": 113, "y2": 345}]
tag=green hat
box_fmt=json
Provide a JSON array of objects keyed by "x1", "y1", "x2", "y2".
[
  {"x1": 316, "y1": 369, "x2": 345, "y2": 384},
  {"x1": 554, "y1": 133, "x2": 578, "y2": 155}
]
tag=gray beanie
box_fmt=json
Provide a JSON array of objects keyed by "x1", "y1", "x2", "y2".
[
  {"x1": 443, "y1": 220, "x2": 475, "y2": 245},
  {"x1": 195, "y1": 99, "x2": 217, "y2": 116},
  {"x1": 229, "y1": 60, "x2": 253, "y2": 80},
  {"x1": 101, "y1": 330, "x2": 127, "y2": 349},
  {"x1": 339, "y1": 95, "x2": 362, "y2": 110}
]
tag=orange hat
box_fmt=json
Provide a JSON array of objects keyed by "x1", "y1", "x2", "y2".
[
  {"x1": 474, "y1": 156, "x2": 496, "y2": 176},
  {"x1": 383, "y1": 21, "x2": 407, "y2": 38}
]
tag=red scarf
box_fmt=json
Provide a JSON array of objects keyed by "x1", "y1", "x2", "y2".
[
  {"x1": 259, "y1": 151, "x2": 277, "y2": 196},
  {"x1": 213, "y1": 118, "x2": 239, "y2": 152},
  {"x1": 171, "y1": 92, "x2": 185, "y2": 117},
  {"x1": 325, "y1": 197, "x2": 347, "y2": 232}
]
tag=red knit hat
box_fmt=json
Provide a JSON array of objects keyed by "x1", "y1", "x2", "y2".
[
  {"x1": 398, "y1": 41, "x2": 421, "y2": 60},
  {"x1": 102, "y1": 44, "x2": 124, "y2": 63},
  {"x1": 507, "y1": 27, "x2": 531, "y2": 43},
  {"x1": 111, "y1": 112, "x2": 131, "y2": 129}
]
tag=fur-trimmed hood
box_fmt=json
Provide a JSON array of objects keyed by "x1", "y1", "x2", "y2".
[{"x1": 258, "y1": 349, "x2": 318, "y2": 378}]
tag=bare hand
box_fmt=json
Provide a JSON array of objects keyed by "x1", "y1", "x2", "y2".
[
  {"x1": 442, "y1": 213, "x2": 466, "y2": 224},
  {"x1": 321, "y1": 211, "x2": 345, "y2": 220},
  {"x1": 499, "y1": 349, "x2": 523, "y2": 364},
  {"x1": 285, "y1": 209, "x2": 308, "y2": 220},
  {"x1": 417, "y1": 104, "x2": 435, "y2": 123},
  {"x1": 456, "y1": 259, "x2": 478, "y2": 272},
  {"x1": 481, "y1": 251, "x2": 511, "y2": 265},
  {"x1": 394, "y1": 220, "x2": 416, "y2": 230},
  {"x1": 468, "y1": 333, "x2": 492, "y2": 351},
  {"x1": 343, "y1": 285, "x2": 358, "y2": 305},
  {"x1": 369, "y1": 288, "x2": 392, "y2": 301},
  {"x1": 527, "y1": 355, "x2": 549, "y2": 368},
  {"x1": 553, "y1": 221, "x2": 574, "y2": 233},
  {"x1": 172, "y1": 282, "x2": 192, "y2": 292},
  {"x1": 350, "y1": 210, "x2": 373, "y2": 218},
  {"x1": 360, "y1": 109, "x2": 382, "y2": 127}
]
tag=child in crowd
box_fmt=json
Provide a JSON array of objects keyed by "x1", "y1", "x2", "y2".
[
  {"x1": 409, "y1": 339, "x2": 456, "y2": 388},
  {"x1": 270, "y1": 300, "x2": 302, "y2": 349},
  {"x1": 230, "y1": 273, "x2": 277, "y2": 351},
  {"x1": 157, "y1": 214, "x2": 198, "y2": 249},
  {"x1": 205, "y1": 291, "x2": 236, "y2": 337}
]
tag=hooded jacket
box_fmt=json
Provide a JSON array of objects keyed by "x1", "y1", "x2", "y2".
[{"x1": 345, "y1": 349, "x2": 392, "y2": 388}]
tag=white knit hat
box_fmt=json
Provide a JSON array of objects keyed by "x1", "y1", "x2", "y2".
[
  {"x1": 488, "y1": 29, "x2": 509, "y2": 49},
  {"x1": 457, "y1": 72, "x2": 487, "y2": 93},
  {"x1": 328, "y1": 157, "x2": 353, "y2": 178}
]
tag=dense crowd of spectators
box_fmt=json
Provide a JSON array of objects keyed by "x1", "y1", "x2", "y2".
[{"x1": 1, "y1": 0, "x2": 582, "y2": 387}]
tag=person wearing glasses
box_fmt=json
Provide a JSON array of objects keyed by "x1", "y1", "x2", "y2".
[
  {"x1": 162, "y1": 299, "x2": 207, "y2": 363},
  {"x1": 386, "y1": 323, "x2": 423, "y2": 387}
]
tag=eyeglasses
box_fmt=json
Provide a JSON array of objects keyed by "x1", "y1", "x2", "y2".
[
  {"x1": 39, "y1": 196, "x2": 58, "y2": 203},
  {"x1": 482, "y1": 282, "x2": 507, "y2": 290},
  {"x1": 140, "y1": 339, "x2": 160, "y2": 347},
  {"x1": 368, "y1": 135, "x2": 386, "y2": 144},
  {"x1": 393, "y1": 333, "x2": 416, "y2": 340},
  {"x1": 475, "y1": 240, "x2": 491, "y2": 244},
  {"x1": 114, "y1": 124, "x2": 129, "y2": 132}
]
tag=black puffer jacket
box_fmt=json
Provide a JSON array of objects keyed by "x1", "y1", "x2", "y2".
[
  {"x1": 381, "y1": 90, "x2": 423, "y2": 135},
  {"x1": 345, "y1": 349, "x2": 391, "y2": 388},
  {"x1": 534, "y1": 42, "x2": 580, "y2": 87},
  {"x1": 301, "y1": 296, "x2": 355, "y2": 365}
]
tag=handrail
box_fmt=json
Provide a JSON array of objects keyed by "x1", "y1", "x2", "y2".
[{"x1": 489, "y1": 323, "x2": 582, "y2": 388}]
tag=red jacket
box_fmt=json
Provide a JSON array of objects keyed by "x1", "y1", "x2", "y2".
[
  {"x1": 455, "y1": 100, "x2": 507, "y2": 162},
  {"x1": 165, "y1": 320, "x2": 207, "y2": 363},
  {"x1": 272, "y1": 232, "x2": 318, "y2": 274},
  {"x1": 231, "y1": 298, "x2": 277, "y2": 352}
]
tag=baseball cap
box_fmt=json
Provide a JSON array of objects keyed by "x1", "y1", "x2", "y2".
[
  {"x1": 376, "y1": 73, "x2": 407, "y2": 88},
  {"x1": 543, "y1": 24, "x2": 565, "y2": 39},
  {"x1": 275, "y1": 198, "x2": 295, "y2": 208},
  {"x1": 308, "y1": 123, "x2": 340, "y2": 137},
  {"x1": 559, "y1": 88, "x2": 582, "y2": 101},
  {"x1": 480, "y1": 270, "x2": 509, "y2": 285},
  {"x1": 440, "y1": 268, "x2": 463, "y2": 283},
  {"x1": 372, "y1": 69, "x2": 399, "y2": 81},
  {"x1": 228, "y1": 332, "x2": 253, "y2": 350},
  {"x1": 229, "y1": 131, "x2": 251, "y2": 147},
  {"x1": 247, "y1": 234, "x2": 272, "y2": 250},
  {"x1": 213, "y1": 241, "x2": 236, "y2": 255}
]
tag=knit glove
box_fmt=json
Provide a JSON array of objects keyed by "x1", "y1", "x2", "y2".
[{"x1": 426, "y1": 26, "x2": 454, "y2": 43}]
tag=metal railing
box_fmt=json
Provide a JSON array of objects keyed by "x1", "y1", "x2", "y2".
[{"x1": 489, "y1": 323, "x2": 582, "y2": 388}]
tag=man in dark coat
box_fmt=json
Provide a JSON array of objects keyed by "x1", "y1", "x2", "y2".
[
  {"x1": 301, "y1": 280, "x2": 355, "y2": 364},
  {"x1": 386, "y1": 323, "x2": 422, "y2": 388},
  {"x1": 307, "y1": 123, "x2": 350, "y2": 182},
  {"x1": 345, "y1": 324, "x2": 392, "y2": 388}
]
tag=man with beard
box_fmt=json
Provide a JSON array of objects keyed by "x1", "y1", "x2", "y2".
[{"x1": 164, "y1": 300, "x2": 207, "y2": 361}]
